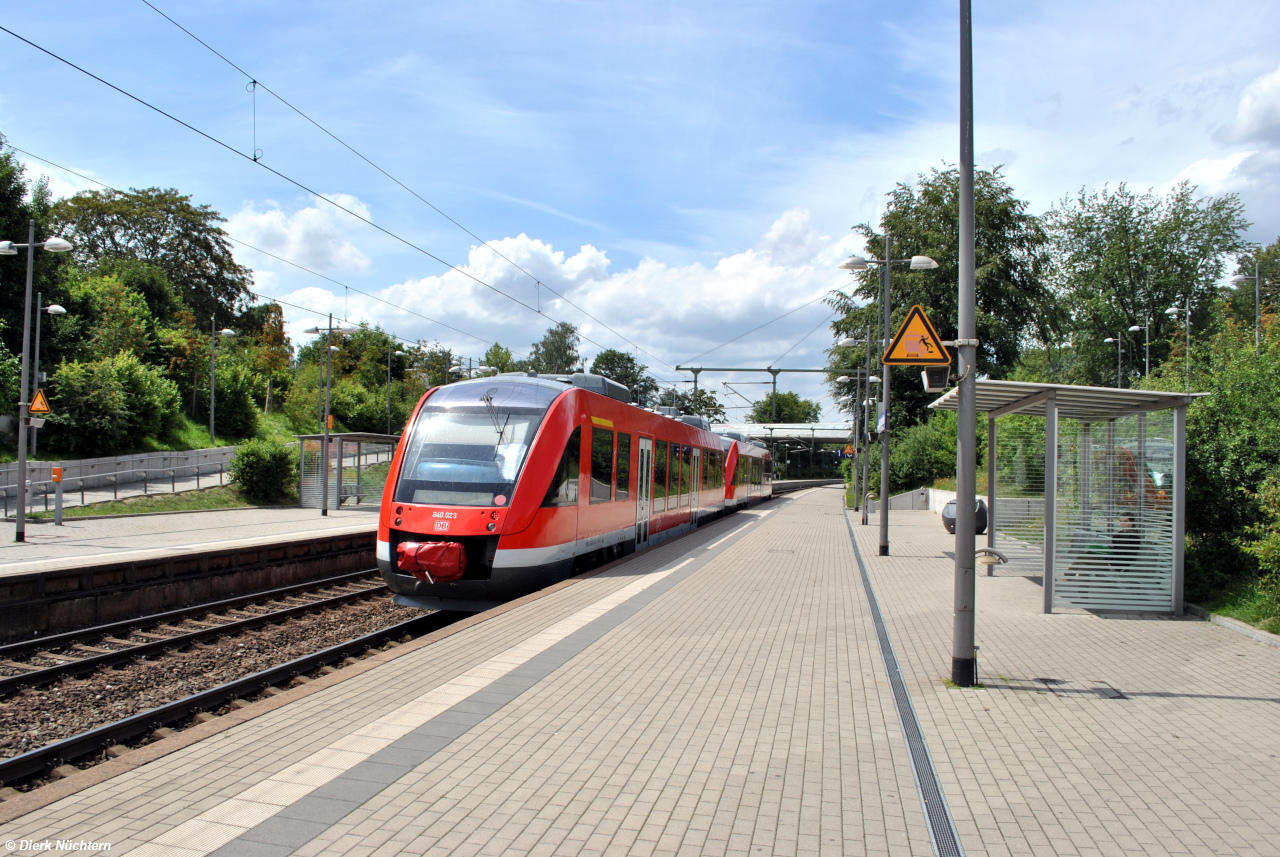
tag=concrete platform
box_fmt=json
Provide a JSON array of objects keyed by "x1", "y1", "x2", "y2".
[
  {"x1": 1, "y1": 488, "x2": 1277, "y2": 856},
  {"x1": 0, "y1": 506, "x2": 379, "y2": 578}
]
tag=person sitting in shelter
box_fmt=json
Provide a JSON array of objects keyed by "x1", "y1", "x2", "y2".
[{"x1": 1111, "y1": 511, "x2": 1140, "y2": 564}]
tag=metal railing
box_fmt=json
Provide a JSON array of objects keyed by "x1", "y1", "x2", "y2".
[{"x1": 2, "y1": 461, "x2": 233, "y2": 520}]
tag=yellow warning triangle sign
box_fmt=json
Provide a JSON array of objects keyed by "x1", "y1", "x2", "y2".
[
  {"x1": 29, "y1": 388, "x2": 51, "y2": 415},
  {"x1": 883, "y1": 305, "x2": 951, "y2": 366}
]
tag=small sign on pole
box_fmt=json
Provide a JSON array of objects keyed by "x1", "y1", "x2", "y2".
[
  {"x1": 29, "y1": 388, "x2": 51, "y2": 415},
  {"x1": 883, "y1": 305, "x2": 951, "y2": 365},
  {"x1": 51, "y1": 467, "x2": 62, "y2": 483}
]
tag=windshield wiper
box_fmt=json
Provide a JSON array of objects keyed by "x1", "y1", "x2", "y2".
[{"x1": 481, "y1": 389, "x2": 511, "y2": 455}]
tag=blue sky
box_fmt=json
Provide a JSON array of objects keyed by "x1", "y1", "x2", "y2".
[{"x1": 3, "y1": 1, "x2": 1280, "y2": 419}]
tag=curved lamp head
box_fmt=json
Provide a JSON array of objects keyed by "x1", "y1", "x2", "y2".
[
  {"x1": 328, "y1": 345, "x2": 340, "y2": 353},
  {"x1": 839, "y1": 255, "x2": 869, "y2": 271},
  {"x1": 1104, "y1": 337, "x2": 1117, "y2": 344},
  {"x1": 836, "y1": 375, "x2": 850, "y2": 383},
  {"x1": 909, "y1": 255, "x2": 939, "y2": 270},
  {"x1": 218, "y1": 328, "x2": 235, "y2": 336},
  {"x1": 45, "y1": 304, "x2": 67, "y2": 316},
  {"x1": 0, "y1": 241, "x2": 16, "y2": 256},
  {"x1": 1230, "y1": 274, "x2": 1250, "y2": 284},
  {"x1": 41, "y1": 237, "x2": 73, "y2": 253},
  {"x1": 394, "y1": 350, "x2": 406, "y2": 357},
  {"x1": 837, "y1": 336, "x2": 858, "y2": 346},
  {"x1": 1128, "y1": 325, "x2": 1142, "y2": 333},
  {"x1": 1165, "y1": 306, "x2": 1182, "y2": 317},
  {"x1": 868, "y1": 376, "x2": 882, "y2": 384}
]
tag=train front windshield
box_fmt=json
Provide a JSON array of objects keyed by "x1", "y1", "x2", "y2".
[{"x1": 394, "y1": 380, "x2": 563, "y2": 507}]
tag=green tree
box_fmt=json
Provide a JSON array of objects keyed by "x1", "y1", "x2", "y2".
[
  {"x1": 51, "y1": 187, "x2": 252, "y2": 326},
  {"x1": 483, "y1": 343, "x2": 516, "y2": 374},
  {"x1": 43, "y1": 353, "x2": 181, "y2": 455},
  {"x1": 0, "y1": 136, "x2": 65, "y2": 362},
  {"x1": 748, "y1": 391, "x2": 821, "y2": 423},
  {"x1": 1044, "y1": 182, "x2": 1249, "y2": 386},
  {"x1": 67, "y1": 274, "x2": 154, "y2": 360},
  {"x1": 527, "y1": 322, "x2": 581, "y2": 374},
  {"x1": 1227, "y1": 236, "x2": 1280, "y2": 333},
  {"x1": 829, "y1": 166, "x2": 1053, "y2": 429},
  {"x1": 590, "y1": 349, "x2": 659, "y2": 406},
  {"x1": 657, "y1": 387, "x2": 726, "y2": 421}
]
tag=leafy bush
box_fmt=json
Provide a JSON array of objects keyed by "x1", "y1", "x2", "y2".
[
  {"x1": 212, "y1": 363, "x2": 260, "y2": 438},
  {"x1": 43, "y1": 353, "x2": 180, "y2": 455},
  {"x1": 229, "y1": 437, "x2": 297, "y2": 501}
]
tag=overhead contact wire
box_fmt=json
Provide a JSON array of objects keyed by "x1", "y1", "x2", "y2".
[{"x1": 139, "y1": 0, "x2": 685, "y2": 379}]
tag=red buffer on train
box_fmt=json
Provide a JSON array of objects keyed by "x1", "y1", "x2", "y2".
[{"x1": 378, "y1": 372, "x2": 773, "y2": 611}]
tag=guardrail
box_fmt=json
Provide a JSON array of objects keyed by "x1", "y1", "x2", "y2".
[{"x1": 2, "y1": 461, "x2": 231, "y2": 520}]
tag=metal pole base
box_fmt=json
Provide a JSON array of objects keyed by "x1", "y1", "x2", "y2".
[
  {"x1": 879, "y1": 545, "x2": 889, "y2": 556},
  {"x1": 951, "y1": 657, "x2": 976, "y2": 686}
]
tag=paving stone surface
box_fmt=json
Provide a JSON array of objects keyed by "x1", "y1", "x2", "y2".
[
  {"x1": 0, "y1": 506, "x2": 379, "y2": 577},
  {"x1": 2, "y1": 488, "x2": 1274, "y2": 856},
  {"x1": 850, "y1": 507, "x2": 1280, "y2": 857}
]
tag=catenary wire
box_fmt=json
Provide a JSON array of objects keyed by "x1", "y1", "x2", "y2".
[
  {"x1": 0, "y1": 25, "x2": 680, "y2": 385},
  {"x1": 138, "y1": 0, "x2": 686, "y2": 380},
  {"x1": 773, "y1": 311, "x2": 837, "y2": 366},
  {"x1": 682, "y1": 291, "x2": 831, "y2": 364},
  {"x1": 6, "y1": 144, "x2": 514, "y2": 360}
]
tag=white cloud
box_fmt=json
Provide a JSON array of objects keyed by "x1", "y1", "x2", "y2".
[
  {"x1": 276, "y1": 209, "x2": 860, "y2": 418},
  {"x1": 1220, "y1": 63, "x2": 1280, "y2": 145},
  {"x1": 228, "y1": 195, "x2": 372, "y2": 274}
]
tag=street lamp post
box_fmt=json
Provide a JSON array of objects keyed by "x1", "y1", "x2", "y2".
[
  {"x1": 1103, "y1": 335, "x2": 1123, "y2": 388},
  {"x1": 304, "y1": 317, "x2": 355, "y2": 515},
  {"x1": 387, "y1": 346, "x2": 406, "y2": 434},
  {"x1": 1128, "y1": 323, "x2": 1149, "y2": 378},
  {"x1": 30, "y1": 295, "x2": 67, "y2": 456},
  {"x1": 209, "y1": 321, "x2": 235, "y2": 444},
  {"x1": 0, "y1": 223, "x2": 73, "y2": 542},
  {"x1": 1230, "y1": 258, "x2": 1261, "y2": 349},
  {"x1": 1166, "y1": 299, "x2": 1191, "y2": 388},
  {"x1": 839, "y1": 249, "x2": 938, "y2": 556}
]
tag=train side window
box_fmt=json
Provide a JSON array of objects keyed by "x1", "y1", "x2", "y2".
[
  {"x1": 590, "y1": 427, "x2": 614, "y2": 504},
  {"x1": 680, "y1": 445, "x2": 691, "y2": 506},
  {"x1": 542, "y1": 427, "x2": 582, "y2": 507},
  {"x1": 653, "y1": 440, "x2": 668, "y2": 512},
  {"x1": 616, "y1": 434, "x2": 631, "y2": 501}
]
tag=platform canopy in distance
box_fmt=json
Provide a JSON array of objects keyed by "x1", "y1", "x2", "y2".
[
  {"x1": 712, "y1": 423, "x2": 852, "y2": 443},
  {"x1": 928, "y1": 379, "x2": 1205, "y2": 421}
]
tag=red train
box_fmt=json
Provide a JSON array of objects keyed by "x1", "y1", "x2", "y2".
[{"x1": 378, "y1": 372, "x2": 773, "y2": 611}]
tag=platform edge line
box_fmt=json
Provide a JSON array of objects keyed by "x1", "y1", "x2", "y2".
[{"x1": 843, "y1": 503, "x2": 965, "y2": 857}]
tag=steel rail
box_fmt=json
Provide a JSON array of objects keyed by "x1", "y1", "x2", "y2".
[
  {"x1": 0, "y1": 611, "x2": 461, "y2": 786},
  {"x1": 0, "y1": 573, "x2": 387, "y2": 697},
  {"x1": 0, "y1": 570, "x2": 380, "y2": 661}
]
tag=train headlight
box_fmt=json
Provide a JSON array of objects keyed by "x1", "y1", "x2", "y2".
[{"x1": 487, "y1": 522, "x2": 496, "y2": 532}]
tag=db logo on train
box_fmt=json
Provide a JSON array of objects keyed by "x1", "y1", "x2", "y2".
[{"x1": 433, "y1": 521, "x2": 449, "y2": 532}]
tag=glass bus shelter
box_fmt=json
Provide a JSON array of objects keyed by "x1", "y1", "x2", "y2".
[{"x1": 929, "y1": 381, "x2": 1204, "y2": 615}]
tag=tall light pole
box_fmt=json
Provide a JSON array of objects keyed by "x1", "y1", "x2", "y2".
[
  {"x1": 1128, "y1": 323, "x2": 1149, "y2": 378},
  {"x1": 304, "y1": 317, "x2": 355, "y2": 515},
  {"x1": 953, "y1": 0, "x2": 980, "y2": 687},
  {"x1": 387, "y1": 345, "x2": 406, "y2": 434},
  {"x1": 209, "y1": 321, "x2": 235, "y2": 444},
  {"x1": 0, "y1": 224, "x2": 73, "y2": 543},
  {"x1": 839, "y1": 250, "x2": 938, "y2": 556},
  {"x1": 1166, "y1": 299, "x2": 1191, "y2": 388},
  {"x1": 1230, "y1": 258, "x2": 1261, "y2": 349},
  {"x1": 1103, "y1": 334, "x2": 1123, "y2": 388},
  {"x1": 30, "y1": 296, "x2": 67, "y2": 456}
]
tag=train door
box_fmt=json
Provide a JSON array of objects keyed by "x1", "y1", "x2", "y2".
[
  {"x1": 690, "y1": 447, "x2": 701, "y2": 528},
  {"x1": 636, "y1": 437, "x2": 653, "y2": 549}
]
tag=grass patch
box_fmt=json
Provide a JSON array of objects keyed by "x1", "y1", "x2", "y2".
[
  {"x1": 27, "y1": 483, "x2": 297, "y2": 519},
  {"x1": 1198, "y1": 581, "x2": 1280, "y2": 635}
]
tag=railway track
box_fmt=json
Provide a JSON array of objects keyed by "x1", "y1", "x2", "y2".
[
  {"x1": 0, "y1": 609, "x2": 461, "y2": 787},
  {"x1": 0, "y1": 570, "x2": 390, "y2": 698}
]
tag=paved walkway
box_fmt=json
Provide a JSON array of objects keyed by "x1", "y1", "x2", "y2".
[
  {"x1": 0, "y1": 488, "x2": 1276, "y2": 856},
  {"x1": 0, "y1": 506, "x2": 379, "y2": 577}
]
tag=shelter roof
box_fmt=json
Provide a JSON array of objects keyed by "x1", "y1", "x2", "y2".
[
  {"x1": 294, "y1": 432, "x2": 401, "y2": 443},
  {"x1": 928, "y1": 379, "x2": 1205, "y2": 421},
  {"x1": 712, "y1": 423, "x2": 851, "y2": 443}
]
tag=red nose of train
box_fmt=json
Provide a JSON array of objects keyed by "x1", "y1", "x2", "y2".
[{"x1": 391, "y1": 504, "x2": 507, "y2": 536}]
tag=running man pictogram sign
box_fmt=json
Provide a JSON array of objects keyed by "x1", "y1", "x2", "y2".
[
  {"x1": 883, "y1": 305, "x2": 951, "y2": 366},
  {"x1": 29, "y1": 389, "x2": 51, "y2": 414}
]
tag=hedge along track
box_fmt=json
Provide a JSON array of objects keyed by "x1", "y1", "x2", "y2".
[{"x1": 0, "y1": 570, "x2": 463, "y2": 787}]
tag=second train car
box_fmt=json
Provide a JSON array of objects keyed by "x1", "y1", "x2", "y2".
[{"x1": 378, "y1": 372, "x2": 772, "y2": 611}]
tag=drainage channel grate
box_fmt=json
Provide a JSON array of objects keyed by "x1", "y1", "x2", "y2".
[{"x1": 845, "y1": 510, "x2": 964, "y2": 857}]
